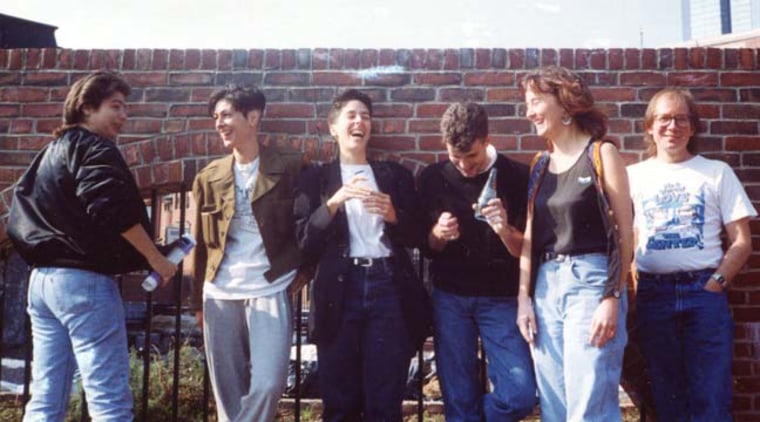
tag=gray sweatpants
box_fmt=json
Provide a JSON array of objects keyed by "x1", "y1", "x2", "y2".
[{"x1": 203, "y1": 290, "x2": 292, "y2": 422}]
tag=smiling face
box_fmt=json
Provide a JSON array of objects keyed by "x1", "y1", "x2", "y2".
[
  {"x1": 330, "y1": 99, "x2": 371, "y2": 159},
  {"x1": 647, "y1": 93, "x2": 695, "y2": 162},
  {"x1": 524, "y1": 87, "x2": 567, "y2": 141},
  {"x1": 212, "y1": 99, "x2": 260, "y2": 150},
  {"x1": 447, "y1": 138, "x2": 491, "y2": 177},
  {"x1": 81, "y1": 92, "x2": 127, "y2": 140}
]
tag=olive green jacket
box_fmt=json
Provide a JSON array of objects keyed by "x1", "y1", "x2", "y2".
[{"x1": 191, "y1": 145, "x2": 304, "y2": 310}]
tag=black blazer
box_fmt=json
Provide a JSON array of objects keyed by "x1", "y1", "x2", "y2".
[{"x1": 294, "y1": 159, "x2": 431, "y2": 352}]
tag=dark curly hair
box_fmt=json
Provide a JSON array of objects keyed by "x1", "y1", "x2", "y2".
[
  {"x1": 440, "y1": 102, "x2": 489, "y2": 151},
  {"x1": 55, "y1": 71, "x2": 131, "y2": 138},
  {"x1": 643, "y1": 88, "x2": 702, "y2": 158},
  {"x1": 520, "y1": 65, "x2": 607, "y2": 141},
  {"x1": 327, "y1": 89, "x2": 373, "y2": 125},
  {"x1": 208, "y1": 85, "x2": 266, "y2": 117}
]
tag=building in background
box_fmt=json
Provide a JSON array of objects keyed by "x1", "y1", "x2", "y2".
[
  {"x1": 680, "y1": 0, "x2": 760, "y2": 46},
  {"x1": 0, "y1": 13, "x2": 57, "y2": 48}
]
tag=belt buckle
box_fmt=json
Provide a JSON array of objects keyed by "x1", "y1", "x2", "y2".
[
  {"x1": 543, "y1": 252, "x2": 567, "y2": 262},
  {"x1": 353, "y1": 257, "x2": 373, "y2": 267}
]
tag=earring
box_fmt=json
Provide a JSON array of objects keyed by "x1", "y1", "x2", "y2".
[{"x1": 561, "y1": 115, "x2": 572, "y2": 126}]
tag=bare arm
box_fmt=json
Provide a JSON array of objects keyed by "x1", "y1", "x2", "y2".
[
  {"x1": 516, "y1": 216, "x2": 536, "y2": 344},
  {"x1": 704, "y1": 217, "x2": 753, "y2": 292},
  {"x1": 601, "y1": 143, "x2": 634, "y2": 292},
  {"x1": 588, "y1": 143, "x2": 633, "y2": 348}
]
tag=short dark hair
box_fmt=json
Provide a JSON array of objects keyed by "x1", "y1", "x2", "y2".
[
  {"x1": 440, "y1": 102, "x2": 489, "y2": 151},
  {"x1": 327, "y1": 89, "x2": 373, "y2": 125},
  {"x1": 208, "y1": 85, "x2": 266, "y2": 117},
  {"x1": 644, "y1": 88, "x2": 702, "y2": 158},
  {"x1": 55, "y1": 71, "x2": 131, "y2": 137},
  {"x1": 520, "y1": 65, "x2": 607, "y2": 141}
]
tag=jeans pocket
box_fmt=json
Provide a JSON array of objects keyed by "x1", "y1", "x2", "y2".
[
  {"x1": 569, "y1": 253, "x2": 607, "y2": 288},
  {"x1": 53, "y1": 271, "x2": 98, "y2": 314},
  {"x1": 698, "y1": 272, "x2": 724, "y2": 295}
]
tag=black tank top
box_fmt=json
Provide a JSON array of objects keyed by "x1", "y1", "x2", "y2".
[{"x1": 533, "y1": 147, "x2": 607, "y2": 255}]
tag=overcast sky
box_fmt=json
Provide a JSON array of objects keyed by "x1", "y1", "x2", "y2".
[{"x1": 5, "y1": 0, "x2": 685, "y2": 49}]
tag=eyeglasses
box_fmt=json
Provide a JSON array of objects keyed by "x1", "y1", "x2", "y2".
[{"x1": 654, "y1": 114, "x2": 691, "y2": 128}]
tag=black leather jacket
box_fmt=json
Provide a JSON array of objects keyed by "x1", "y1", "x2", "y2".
[{"x1": 7, "y1": 127, "x2": 151, "y2": 274}]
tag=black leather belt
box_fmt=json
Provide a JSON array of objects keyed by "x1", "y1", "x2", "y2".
[
  {"x1": 541, "y1": 251, "x2": 570, "y2": 263},
  {"x1": 351, "y1": 257, "x2": 390, "y2": 267},
  {"x1": 637, "y1": 268, "x2": 715, "y2": 282}
]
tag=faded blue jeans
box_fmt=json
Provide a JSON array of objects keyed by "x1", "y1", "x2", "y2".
[
  {"x1": 432, "y1": 289, "x2": 537, "y2": 422},
  {"x1": 533, "y1": 252, "x2": 627, "y2": 422},
  {"x1": 636, "y1": 268, "x2": 733, "y2": 422},
  {"x1": 24, "y1": 267, "x2": 133, "y2": 422}
]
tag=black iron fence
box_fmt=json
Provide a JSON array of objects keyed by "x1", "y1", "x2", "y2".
[
  {"x1": 0, "y1": 187, "x2": 646, "y2": 421},
  {"x1": 0, "y1": 188, "x2": 432, "y2": 421}
]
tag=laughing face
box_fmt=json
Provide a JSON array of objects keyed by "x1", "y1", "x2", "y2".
[
  {"x1": 212, "y1": 99, "x2": 260, "y2": 150},
  {"x1": 81, "y1": 92, "x2": 127, "y2": 140},
  {"x1": 330, "y1": 99, "x2": 371, "y2": 158},
  {"x1": 524, "y1": 87, "x2": 566, "y2": 141},
  {"x1": 647, "y1": 93, "x2": 695, "y2": 162}
]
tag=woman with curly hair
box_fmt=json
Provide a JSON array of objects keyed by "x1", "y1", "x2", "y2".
[{"x1": 516, "y1": 66, "x2": 633, "y2": 421}]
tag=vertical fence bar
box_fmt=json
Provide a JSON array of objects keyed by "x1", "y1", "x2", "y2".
[
  {"x1": 22, "y1": 306, "x2": 31, "y2": 416},
  {"x1": 171, "y1": 188, "x2": 188, "y2": 421},
  {"x1": 416, "y1": 248, "x2": 425, "y2": 421},
  {"x1": 294, "y1": 289, "x2": 303, "y2": 422},
  {"x1": 203, "y1": 363, "x2": 210, "y2": 422},
  {"x1": 141, "y1": 188, "x2": 159, "y2": 420},
  {"x1": 79, "y1": 391, "x2": 88, "y2": 421},
  {"x1": 0, "y1": 257, "x2": 6, "y2": 393}
]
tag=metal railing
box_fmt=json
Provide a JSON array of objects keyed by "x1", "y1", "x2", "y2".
[
  {"x1": 0, "y1": 187, "x2": 429, "y2": 421},
  {"x1": 0, "y1": 187, "x2": 646, "y2": 420}
]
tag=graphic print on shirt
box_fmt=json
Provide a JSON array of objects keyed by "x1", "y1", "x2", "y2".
[
  {"x1": 642, "y1": 182, "x2": 705, "y2": 250},
  {"x1": 233, "y1": 169, "x2": 260, "y2": 235}
]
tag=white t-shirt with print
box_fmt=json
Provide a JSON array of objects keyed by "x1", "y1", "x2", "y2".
[
  {"x1": 204, "y1": 158, "x2": 294, "y2": 300},
  {"x1": 628, "y1": 155, "x2": 757, "y2": 273}
]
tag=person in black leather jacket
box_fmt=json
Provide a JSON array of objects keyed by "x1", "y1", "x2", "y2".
[{"x1": 7, "y1": 71, "x2": 176, "y2": 421}]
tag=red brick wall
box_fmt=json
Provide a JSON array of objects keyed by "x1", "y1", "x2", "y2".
[{"x1": 0, "y1": 47, "x2": 758, "y2": 418}]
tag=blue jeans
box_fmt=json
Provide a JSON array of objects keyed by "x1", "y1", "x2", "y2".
[
  {"x1": 533, "y1": 252, "x2": 627, "y2": 422},
  {"x1": 317, "y1": 260, "x2": 410, "y2": 421},
  {"x1": 24, "y1": 267, "x2": 133, "y2": 421},
  {"x1": 636, "y1": 269, "x2": 733, "y2": 422},
  {"x1": 432, "y1": 289, "x2": 536, "y2": 422}
]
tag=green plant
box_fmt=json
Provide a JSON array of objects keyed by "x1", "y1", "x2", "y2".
[{"x1": 66, "y1": 342, "x2": 215, "y2": 422}]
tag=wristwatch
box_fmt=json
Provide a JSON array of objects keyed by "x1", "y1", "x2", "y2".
[{"x1": 711, "y1": 273, "x2": 728, "y2": 290}]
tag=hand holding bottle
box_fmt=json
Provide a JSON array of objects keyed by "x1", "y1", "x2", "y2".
[{"x1": 143, "y1": 234, "x2": 196, "y2": 291}]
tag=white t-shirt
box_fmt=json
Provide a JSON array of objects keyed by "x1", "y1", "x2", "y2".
[
  {"x1": 340, "y1": 163, "x2": 391, "y2": 258},
  {"x1": 204, "y1": 158, "x2": 294, "y2": 300},
  {"x1": 628, "y1": 155, "x2": 757, "y2": 273}
]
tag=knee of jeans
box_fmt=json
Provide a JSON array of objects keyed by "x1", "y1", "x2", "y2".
[
  {"x1": 488, "y1": 389, "x2": 537, "y2": 417},
  {"x1": 250, "y1": 377, "x2": 286, "y2": 398}
]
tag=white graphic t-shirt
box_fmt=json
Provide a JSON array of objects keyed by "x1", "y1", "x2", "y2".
[
  {"x1": 204, "y1": 158, "x2": 294, "y2": 300},
  {"x1": 628, "y1": 155, "x2": 757, "y2": 273}
]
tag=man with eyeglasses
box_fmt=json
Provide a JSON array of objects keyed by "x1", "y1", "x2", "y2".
[{"x1": 628, "y1": 88, "x2": 756, "y2": 421}]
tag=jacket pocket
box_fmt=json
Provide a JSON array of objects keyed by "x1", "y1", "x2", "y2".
[{"x1": 200, "y1": 205, "x2": 222, "y2": 248}]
